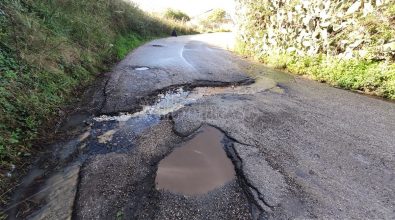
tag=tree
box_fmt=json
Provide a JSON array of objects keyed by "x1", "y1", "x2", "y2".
[
  {"x1": 199, "y1": 8, "x2": 228, "y2": 30},
  {"x1": 164, "y1": 9, "x2": 190, "y2": 22},
  {"x1": 206, "y1": 9, "x2": 227, "y2": 23}
]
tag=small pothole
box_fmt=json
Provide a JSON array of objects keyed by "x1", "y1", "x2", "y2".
[
  {"x1": 155, "y1": 125, "x2": 236, "y2": 196},
  {"x1": 152, "y1": 44, "x2": 164, "y2": 47}
]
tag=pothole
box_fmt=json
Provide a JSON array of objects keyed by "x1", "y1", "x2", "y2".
[
  {"x1": 152, "y1": 44, "x2": 164, "y2": 47},
  {"x1": 155, "y1": 125, "x2": 236, "y2": 196},
  {"x1": 94, "y1": 87, "x2": 196, "y2": 122},
  {"x1": 134, "y1": 67, "x2": 150, "y2": 71}
]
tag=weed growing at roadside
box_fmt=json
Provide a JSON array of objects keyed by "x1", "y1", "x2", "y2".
[
  {"x1": 235, "y1": 41, "x2": 395, "y2": 99},
  {"x1": 0, "y1": 0, "x2": 197, "y2": 202}
]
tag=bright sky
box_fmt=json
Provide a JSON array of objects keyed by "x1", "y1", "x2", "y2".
[{"x1": 130, "y1": 0, "x2": 236, "y2": 17}]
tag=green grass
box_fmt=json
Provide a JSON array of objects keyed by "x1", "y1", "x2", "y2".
[
  {"x1": 235, "y1": 40, "x2": 395, "y2": 99},
  {"x1": 286, "y1": 55, "x2": 395, "y2": 99},
  {"x1": 114, "y1": 33, "x2": 145, "y2": 59},
  {"x1": 164, "y1": 8, "x2": 190, "y2": 22},
  {"x1": 234, "y1": 0, "x2": 395, "y2": 100},
  {"x1": 0, "y1": 0, "x2": 196, "y2": 201}
]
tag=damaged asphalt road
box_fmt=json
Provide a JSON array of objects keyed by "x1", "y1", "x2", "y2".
[{"x1": 7, "y1": 33, "x2": 395, "y2": 220}]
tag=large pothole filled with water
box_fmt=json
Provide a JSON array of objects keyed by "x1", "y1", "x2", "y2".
[{"x1": 155, "y1": 125, "x2": 235, "y2": 196}]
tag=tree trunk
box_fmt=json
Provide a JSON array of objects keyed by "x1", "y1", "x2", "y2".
[{"x1": 360, "y1": 0, "x2": 365, "y2": 11}]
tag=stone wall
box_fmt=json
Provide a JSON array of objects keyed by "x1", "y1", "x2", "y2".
[{"x1": 236, "y1": 0, "x2": 395, "y2": 61}]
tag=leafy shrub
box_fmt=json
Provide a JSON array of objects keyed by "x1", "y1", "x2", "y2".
[
  {"x1": 0, "y1": 0, "x2": 196, "y2": 195},
  {"x1": 164, "y1": 8, "x2": 190, "y2": 22},
  {"x1": 198, "y1": 9, "x2": 230, "y2": 32},
  {"x1": 235, "y1": 0, "x2": 395, "y2": 99},
  {"x1": 238, "y1": 43, "x2": 395, "y2": 99},
  {"x1": 206, "y1": 9, "x2": 226, "y2": 24}
]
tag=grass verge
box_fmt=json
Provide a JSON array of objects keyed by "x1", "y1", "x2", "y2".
[
  {"x1": 0, "y1": 0, "x2": 196, "y2": 204},
  {"x1": 235, "y1": 40, "x2": 395, "y2": 99}
]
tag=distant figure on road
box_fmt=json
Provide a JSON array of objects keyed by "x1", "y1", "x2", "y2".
[{"x1": 171, "y1": 29, "x2": 177, "y2": 37}]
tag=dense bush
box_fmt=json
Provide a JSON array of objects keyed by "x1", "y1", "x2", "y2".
[
  {"x1": 198, "y1": 9, "x2": 231, "y2": 32},
  {"x1": 249, "y1": 49, "x2": 395, "y2": 99},
  {"x1": 0, "y1": 0, "x2": 195, "y2": 188},
  {"x1": 235, "y1": 0, "x2": 395, "y2": 99},
  {"x1": 206, "y1": 9, "x2": 226, "y2": 24},
  {"x1": 164, "y1": 8, "x2": 190, "y2": 22}
]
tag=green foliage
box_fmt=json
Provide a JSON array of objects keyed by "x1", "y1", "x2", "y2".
[
  {"x1": 360, "y1": 14, "x2": 395, "y2": 44},
  {"x1": 386, "y1": 3, "x2": 395, "y2": 16},
  {"x1": 234, "y1": 39, "x2": 250, "y2": 56},
  {"x1": 114, "y1": 33, "x2": 144, "y2": 59},
  {"x1": 164, "y1": 8, "x2": 190, "y2": 22},
  {"x1": 236, "y1": 42, "x2": 395, "y2": 99},
  {"x1": 206, "y1": 9, "x2": 226, "y2": 24},
  {"x1": 116, "y1": 210, "x2": 124, "y2": 220},
  {"x1": 0, "y1": 0, "x2": 196, "y2": 192},
  {"x1": 199, "y1": 8, "x2": 230, "y2": 32},
  {"x1": 235, "y1": 0, "x2": 395, "y2": 100}
]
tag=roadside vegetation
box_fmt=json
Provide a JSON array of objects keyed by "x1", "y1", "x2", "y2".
[
  {"x1": 235, "y1": 0, "x2": 395, "y2": 99},
  {"x1": 197, "y1": 9, "x2": 232, "y2": 33},
  {"x1": 164, "y1": 8, "x2": 191, "y2": 22},
  {"x1": 0, "y1": 0, "x2": 196, "y2": 202},
  {"x1": 236, "y1": 41, "x2": 395, "y2": 99}
]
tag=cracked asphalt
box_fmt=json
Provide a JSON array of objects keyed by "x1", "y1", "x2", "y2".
[{"x1": 8, "y1": 33, "x2": 395, "y2": 220}]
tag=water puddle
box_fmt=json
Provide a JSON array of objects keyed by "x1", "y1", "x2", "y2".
[
  {"x1": 7, "y1": 168, "x2": 45, "y2": 219},
  {"x1": 134, "y1": 67, "x2": 150, "y2": 71},
  {"x1": 24, "y1": 164, "x2": 80, "y2": 220},
  {"x1": 57, "y1": 112, "x2": 91, "y2": 132},
  {"x1": 155, "y1": 125, "x2": 235, "y2": 196},
  {"x1": 97, "y1": 129, "x2": 117, "y2": 144},
  {"x1": 94, "y1": 87, "x2": 195, "y2": 122}
]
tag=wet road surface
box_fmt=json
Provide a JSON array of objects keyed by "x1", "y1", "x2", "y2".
[{"x1": 5, "y1": 33, "x2": 395, "y2": 219}]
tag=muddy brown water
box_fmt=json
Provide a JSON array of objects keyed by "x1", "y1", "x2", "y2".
[{"x1": 155, "y1": 125, "x2": 236, "y2": 196}]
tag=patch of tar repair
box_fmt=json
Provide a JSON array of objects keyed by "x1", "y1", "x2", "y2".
[{"x1": 97, "y1": 130, "x2": 117, "y2": 144}]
